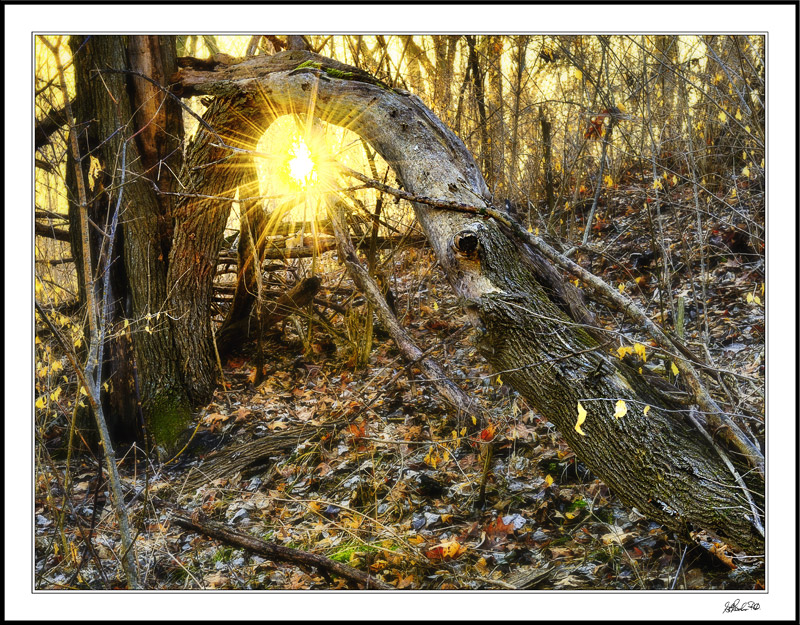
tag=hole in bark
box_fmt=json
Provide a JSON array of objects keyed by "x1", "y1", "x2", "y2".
[{"x1": 453, "y1": 231, "x2": 480, "y2": 260}]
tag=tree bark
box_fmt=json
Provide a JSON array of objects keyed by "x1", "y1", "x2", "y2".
[
  {"x1": 165, "y1": 94, "x2": 270, "y2": 403},
  {"x1": 67, "y1": 35, "x2": 192, "y2": 450},
  {"x1": 486, "y1": 36, "x2": 506, "y2": 197},
  {"x1": 173, "y1": 50, "x2": 764, "y2": 554}
]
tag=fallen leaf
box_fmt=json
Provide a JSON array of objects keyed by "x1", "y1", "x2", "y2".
[
  {"x1": 203, "y1": 412, "x2": 229, "y2": 425},
  {"x1": 395, "y1": 574, "x2": 415, "y2": 589},
  {"x1": 425, "y1": 540, "x2": 466, "y2": 561},
  {"x1": 613, "y1": 399, "x2": 627, "y2": 420},
  {"x1": 575, "y1": 402, "x2": 587, "y2": 436}
]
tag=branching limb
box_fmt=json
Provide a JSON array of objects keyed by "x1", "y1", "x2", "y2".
[{"x1": 327, "y1": 197, "x2": 483, "y2": 424}]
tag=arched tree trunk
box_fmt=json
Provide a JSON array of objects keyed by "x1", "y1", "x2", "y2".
[{"x1": 173, "y1": 50, "x2": 764, "y2": 554}]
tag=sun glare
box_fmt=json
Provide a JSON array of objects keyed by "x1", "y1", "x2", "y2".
[{"x1": 286, "y1": 137, "x2": 318, "y2": 188}]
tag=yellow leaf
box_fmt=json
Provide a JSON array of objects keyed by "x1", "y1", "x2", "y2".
[
  {"x1": 575, "y1": 402, "x2": 587, "y2": 436},
  {"x1": 50, "y1": 387, "x2": 62, "y2": 402},
  {"x1": 145, "y1": 325, "x2": 152, "y2": 334},
  {"x1": 527, "y1": 225, "x2": 533, "y2": 233},
  {"x1": 79, "y1": 386, "x2": 88, "y2": 396},
  {"x1": 618, "y1": 283, "x2": 625, "y2": 293},
  {"x1": 617, "y1": 345, "x2": 633, "y2": 359},
  {"x1": 718, "y1": 110, "x2": 727, "y2": 123},
  {"x1": 671, "y1": 174, "x2": 678, "y2": 186},
  {"x1": 741, "y1": 165, "x2": 750, "y2": 178},
  {"x1": 652, "y1": 179, "x2": 663, "y2": 190},
  {"x1": 643, "y1": 405, "x2": 651, "y2": 416},
  {"x1": 51, "y1": 359, "x2": 63, "y2": 373},
  {"x1": 662, "y1": 171, "x2": 668, "y2": 179},
  {"x1": 754, "y1": 295, "x2": 761, "y2": 305},
  {"x1": 123, "y1": 318, "x2": 129, "y2": 329},
  {"x1": 472, "y1": 415, "x2": 477, "y2": 425},
  {"x1": 433, "y1": 301, "x2": 439, "y2": 311},
  {"x1": 634, "y1": 343, "x2": 647, "y2": 362},
  {"x1": 545, "y1": 474, "x2": 554, "y2": 487},
  {"x1": 74, "y1": 336, "x2": 83, "y2": 349},
  {"x1": 35, "y1": 396, "x2": 46, "y2": 410},
  {"x1": 671, "y1": 362, "x2": 680, "y2": 376},
  {"x1": 613, "y1": 399, "x2": 627, "y2": 420},
  {"x1": 575, "y1": 69, "x2": 582, "y2": 80},
  {"x1": 496, "y1": 375, "x2": 502, "y2": 386},
  {"x1": 604, "y1": 174, "x2": 614, "y2": 187},
  {"x1": 735, "y1": 108, "x2": 743, "y2": 121},
  {"x1": 730, "y1": 188, "x2": 737, "y2": 199},
  {"x1": 746, "y1": 292, "x2": 754, "y2": 303}
]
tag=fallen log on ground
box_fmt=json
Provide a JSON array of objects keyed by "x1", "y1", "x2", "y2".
[{"x1": 171, "y1": 510, "x2": 393, "y2": 589}]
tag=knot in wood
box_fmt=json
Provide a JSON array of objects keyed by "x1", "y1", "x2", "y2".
[{"x1": 452, "y1": 230, "x2": 480, "y2": 261}]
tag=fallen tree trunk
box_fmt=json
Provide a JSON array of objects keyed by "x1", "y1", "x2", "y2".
[{"x1": 174, "y1": 50, "x2": 764, "y2": 554}]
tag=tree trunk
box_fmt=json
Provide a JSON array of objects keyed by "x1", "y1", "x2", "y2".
[
  {"x1": 509, "y1": 36, "x2": 529, "y2": 200},
  {"x1": 215, "y1": 157, "x2": 275, "y2": 355},
  {"x1": 67, "y1": 35, "x2": 192, "y2": 449},
  {"x1": 174, "y1": 50, "x2": 764, "y2": 554},
  {"x1": 486, "y1": 35, "x2": 506, "y2": 197},
  {"x1": 465, "y1": 36, "x2": 490, "y2": 186},
  {"x1": 165, "y1": 94, "x2": 269, "y2": 403}
]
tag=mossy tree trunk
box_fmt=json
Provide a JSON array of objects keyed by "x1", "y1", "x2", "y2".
[{"x1": 173, "y1": 50, "x2": 764, "y2": 554}]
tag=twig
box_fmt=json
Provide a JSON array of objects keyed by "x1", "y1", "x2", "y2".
[
  {"x1": 686, "y1": 408, "x2": 763, "y2": 538},
  {"x1": 327, "y1": 196, "x2": 482, "y2": 423},
  {"x1": 39, "y1": 36, "x2": 141, "y2": 589}
]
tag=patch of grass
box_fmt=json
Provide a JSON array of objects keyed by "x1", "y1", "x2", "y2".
[
  {"x1": 327, "y1": 541, "x2": 389, "y2": 563},
  {"x1": 212, "y1": 546, "x2": 235, "y2": 563}
]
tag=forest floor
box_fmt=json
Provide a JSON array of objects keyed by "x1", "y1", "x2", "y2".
[{"x1": 35, "y1": 180, "x2": 765, "y2": 591}]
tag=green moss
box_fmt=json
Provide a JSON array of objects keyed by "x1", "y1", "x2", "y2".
[
  {"x1": 294, "y1": 60, "x2": 321, "y2": 70},
  {"x1": 147, "y1": 390, "x2": 193, "y2": 453},
  {"x1": 323, "y1": 67, "x2": 352, "y2": 80}
]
